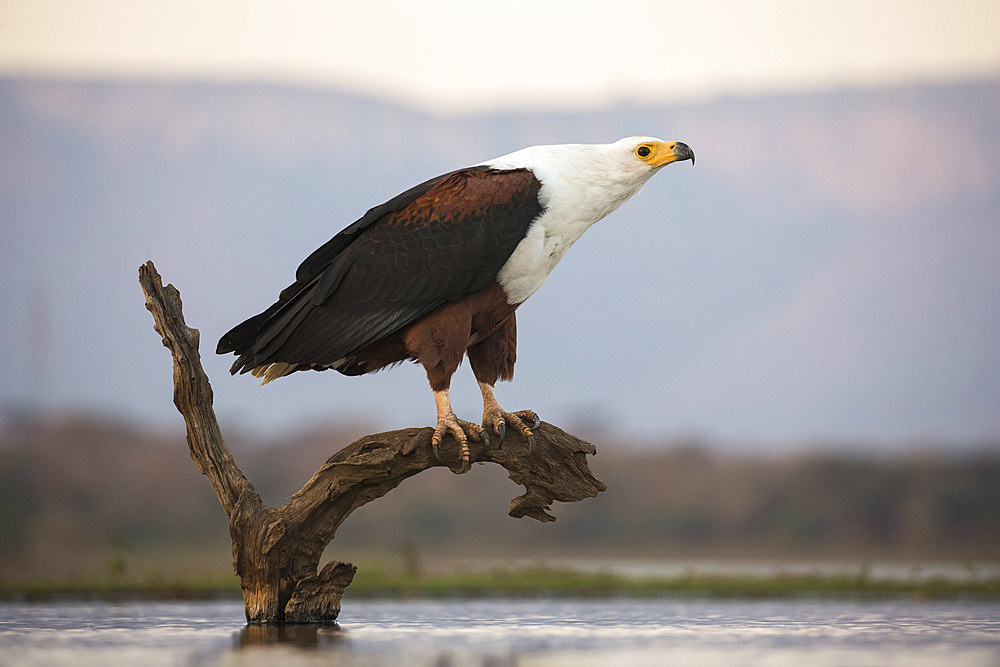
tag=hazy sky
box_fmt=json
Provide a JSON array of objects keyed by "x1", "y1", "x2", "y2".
[
  {"x1": 2, "y1": 1, "x2": 999, "y2": 446},
  {"x1": 2, "y1": 0, "x2": 999, "y2": 112}
]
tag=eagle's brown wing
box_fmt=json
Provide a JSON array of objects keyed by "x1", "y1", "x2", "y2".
[{"x1": 218, "y1": 167, "x2": 542, "y2": 376}]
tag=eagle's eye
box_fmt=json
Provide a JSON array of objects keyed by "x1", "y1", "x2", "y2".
[{"x1": 636, "y1": 145, "x2": 652, "y2": 158}]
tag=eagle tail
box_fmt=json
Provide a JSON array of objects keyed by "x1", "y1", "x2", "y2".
[
  {"x1": 250, "y1": 362, "x2": 298, "y2": 384},
  {"x1": 217, "y1": 279, "x2": 314, "y2": 375}
]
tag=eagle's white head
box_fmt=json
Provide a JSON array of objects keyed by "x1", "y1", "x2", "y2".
[
  {"x1": 485, "y1": 136, "x2": 692, "y2": 202},
  {"x1": 488, "y1": 136, "x2": 695, "y2": 303},
  {"x1": 583, "y1": 136, "x2": 695, "y2": 202},
  {"x1": 610, "y1": 135, "x2": 695, "y2": 177}
]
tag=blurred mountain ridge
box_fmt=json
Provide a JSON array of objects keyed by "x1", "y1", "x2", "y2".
[{"x1": 1, "y1": 75, "x2": 998, "y2": 444}]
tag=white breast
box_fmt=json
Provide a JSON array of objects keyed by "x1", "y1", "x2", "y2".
[
  {"x1": 495, "y1": 220, "x2": 565, "y2": 304},
  {"x1": 484, "y1": 144, "x2": 652, "y2": 305}
]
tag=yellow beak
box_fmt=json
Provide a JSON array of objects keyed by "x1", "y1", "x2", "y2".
[{"x1": 650, "y1": 141, "x2": 695, "y2": 168}]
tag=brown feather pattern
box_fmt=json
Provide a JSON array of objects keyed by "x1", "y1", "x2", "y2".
[{"x1": 217, "y1": 167, "x2": 543, "y2": 383}]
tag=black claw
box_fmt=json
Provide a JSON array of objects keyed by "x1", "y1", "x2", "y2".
[
  {"x1": 496, "y1": 422, "x2": 506, "y2": 448},
  {"x1": 530, "y1": 415, "x2": 540, "y2": 429},
  {"x1": 481, "y1": 429, "x2": 491, "y2": 450},
  {"x1": 432, "y1": 443, "x2": 440, "y2": 460}
]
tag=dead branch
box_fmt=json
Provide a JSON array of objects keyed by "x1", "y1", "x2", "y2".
[{"x1": 139, "y1": 260, "x2": 606, "y2": 623}]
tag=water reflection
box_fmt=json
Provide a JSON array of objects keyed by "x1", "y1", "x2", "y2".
[
  {"x1": 237, "y1": 622, "x2": 343, "y2": 648},
  {"x1": 1, "y1": 599, "x2": 998, "y2": 666}
]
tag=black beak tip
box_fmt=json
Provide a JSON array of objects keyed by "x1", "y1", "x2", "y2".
[{"x1": 676, "y1": 141, "x2": 695, "y2": 165}]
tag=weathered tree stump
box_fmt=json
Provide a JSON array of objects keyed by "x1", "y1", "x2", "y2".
[{"x1": 139, "y1": 260, "x2": 606, "y2": 624}]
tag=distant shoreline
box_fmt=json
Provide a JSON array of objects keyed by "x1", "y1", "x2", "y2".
[{"x1": 5, "y1": 566, "x2": 999, "y2": 602}]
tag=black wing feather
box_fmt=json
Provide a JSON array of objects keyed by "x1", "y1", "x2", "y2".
[
  {"x1": 218, "y1": 166, "x2": 543, "y2": 376},
  {"x1": 294, "y1": 166, "x2": 488, "y2": 284}
]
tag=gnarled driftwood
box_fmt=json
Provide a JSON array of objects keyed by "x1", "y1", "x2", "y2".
[{"x1": 138, "y1": 260, "x2": 606, "y2": 623}]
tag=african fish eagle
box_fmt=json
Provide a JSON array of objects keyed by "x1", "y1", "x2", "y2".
[{"x1": 218, "y1": 137, "x2": 694, "y2": 469}]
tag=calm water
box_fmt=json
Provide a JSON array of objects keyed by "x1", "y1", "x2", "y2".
[{"x1": 1, "y1": 598, "x2": 999, "y2": 666}]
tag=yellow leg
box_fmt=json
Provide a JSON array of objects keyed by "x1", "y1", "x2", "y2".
[
  {"x1": 431, "y1": 388, "x2": 486, "y2": 472},
  {"x1": 478, "y1": 381, "x2": 539, "y2": 451}
]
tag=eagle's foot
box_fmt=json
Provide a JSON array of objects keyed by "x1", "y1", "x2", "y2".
[
  {"x1": 483, "y1": 407, "x2": 539, "y2": 452},
  {"x1": 431, "y1": 413, "x2": 488, "y2": 473}
]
